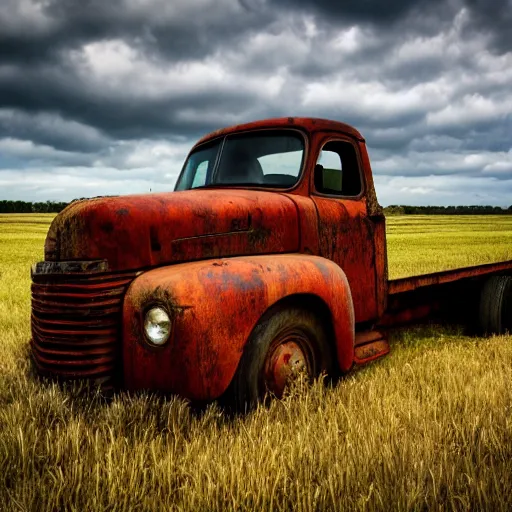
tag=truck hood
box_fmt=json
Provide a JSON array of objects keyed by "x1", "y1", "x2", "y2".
[{"x1": 44, "y1": 189, "x2": 300, "y2": 272}]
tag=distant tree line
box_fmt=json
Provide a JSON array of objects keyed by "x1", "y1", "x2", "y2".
[
  {"x1": 0, "y1": 200, "x2": 69, "y2": 213},
  {"x1": 384, "y1": 205, "x2": 512, "y2": 215}
]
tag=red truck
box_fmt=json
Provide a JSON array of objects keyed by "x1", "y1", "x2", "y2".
[{"x1": 31, "y1": 117, "x2": 512, "y2": 409}]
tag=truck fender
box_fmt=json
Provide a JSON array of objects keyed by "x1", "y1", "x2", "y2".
[{"x1": 122, "y1": 254, "x2": 355, "y2": 401}]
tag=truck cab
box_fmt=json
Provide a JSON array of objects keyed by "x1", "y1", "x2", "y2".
[
  {"x1": 30, "y1": 117, "x2": 512, "y2": 410},
  {"x1": 174, "y1": 117, "x2": 388, "y2": 325}
]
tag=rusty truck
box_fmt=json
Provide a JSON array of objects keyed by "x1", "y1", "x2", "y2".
[{"x1": 30, "y1": 117, "x2": 512, "y2": 409}]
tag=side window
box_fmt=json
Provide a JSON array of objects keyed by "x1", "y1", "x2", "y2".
[
  {"x1": 314, "y1": 141, "x2": 362, "y2": 196},
  {"x1": 192, "y1": 161, "x2": 208, "y2": 188}
]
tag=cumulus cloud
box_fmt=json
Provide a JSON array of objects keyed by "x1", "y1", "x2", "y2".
[
  {"x1": 0, "y1": 0, "x2": 511, "y2": 205},
  {"x1": 375, "y1": 174, "x2": 512, "y2": 206}
]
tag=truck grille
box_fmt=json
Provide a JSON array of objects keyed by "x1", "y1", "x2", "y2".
[{"x1": 31, "y1": 262, "x2": 137, "y2": 388}]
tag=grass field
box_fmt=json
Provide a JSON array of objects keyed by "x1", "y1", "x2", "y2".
[
  {"x1": 387, "y1": 215, "x2": 512, "y2": 279},
  {"x1": 0, "y1": 214, "x2": 511, "y2": 511}
]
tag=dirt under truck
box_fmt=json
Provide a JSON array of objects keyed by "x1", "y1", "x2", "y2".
[{"x1": 30, "y1": 117, "x2": 512, "y2": 410}]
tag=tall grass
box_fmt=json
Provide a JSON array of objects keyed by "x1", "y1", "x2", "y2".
[{"x1": 0, "y1": 214, "x2": 511, "y2": 511}]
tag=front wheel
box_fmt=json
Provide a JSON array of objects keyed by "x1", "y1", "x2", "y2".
[{"x1": 229, "y1": 306, "x2": 334, "y2": 412}]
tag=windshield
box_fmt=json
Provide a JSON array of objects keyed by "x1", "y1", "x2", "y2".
[{"x1": 175, "y1": 130, "x2": 305, "y2": 191}]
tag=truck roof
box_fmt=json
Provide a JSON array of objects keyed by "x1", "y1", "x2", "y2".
[{"x1": 196, "y1": 117, "x2": 365, "y2": 146}]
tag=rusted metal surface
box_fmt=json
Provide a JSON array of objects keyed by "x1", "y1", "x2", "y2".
[
  {"x1": 380, "y1": 303, "x2": 440, "y2": 328},
  {"x1": 306, "y1": 129, "x2": 387, "y2": 324},
  {"x1": 32, "y1": 260, "x2": 109, "y2": 275},
  {"x1": 195, "y1": 117, "x2": 365, "y2": 148},
  {"x1": 281, "y1": 193, "x2": 320, "y2": 256},
  {"x1": 354, "y1": 341, "x2": 390, "y2": 365},
  {"x1": 31, "y1": 264, "x2": 137, "y2": 387},
  {"x1": 123, "y1": 254, "x2": 354, "y2": 401},
  {"x1": 44, "y1": 190, "x2": 300, "y2": 271},
  {"x1": 312, "y1": 197, "x2": 385, "y2": 324},
  {"x1": 372, "y1": 215, "x2": 389, "y2": 319},
  {"x1": 353, "y1": 330, "x2": 390, "y2": 365},
  {"x1": 263, "y1": 336, "x2": 309, "y2": 398},
  {"x1": 355, "y1": 330, "x2": 385, "y2": 346},
  {"x1": 357, "y1": 140, "x2": 383, "y2": 219}
]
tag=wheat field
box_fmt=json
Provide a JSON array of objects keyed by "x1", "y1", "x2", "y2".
[
  {"x1": 386, "y1": 215, "x2": 512, "y2": 279},
  {"x1": 0, "y1": 213, "x2": 511, "y2": 511}
]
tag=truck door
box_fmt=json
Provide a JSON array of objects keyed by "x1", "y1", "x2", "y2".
[{"x1": 311, "y1": 137, "x2": 379, "y2": 324}]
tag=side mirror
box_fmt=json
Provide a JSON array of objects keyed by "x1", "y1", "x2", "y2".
[{"x1": 314, "y1": 164, "x2": 324, "y2": 191}]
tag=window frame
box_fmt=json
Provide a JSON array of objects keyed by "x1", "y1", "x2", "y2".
[{"x1": 311, "y1": 137, "x2": 366, "y2": 200}]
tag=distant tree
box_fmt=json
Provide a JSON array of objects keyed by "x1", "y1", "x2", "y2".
[
  {"x1": 383, "y1": 205, "x2": 405, "y2": 215},
  {"x1": 0, "y1": 200, "x2": 69, "y2": 214},
  {"x1": 382, "y1": 204, "x2": 511, "y2": 216}
]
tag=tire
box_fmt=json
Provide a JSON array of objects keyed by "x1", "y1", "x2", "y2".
[
  {"x1": 229, "y1": 305, "x2": 334, "y2": 412},
  {"x1": 479, "y1": 276, "x2": 512, "y2": 335}
]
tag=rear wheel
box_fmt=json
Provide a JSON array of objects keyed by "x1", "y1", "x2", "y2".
[
  {"x1": 479, "y1": 276, "x2": 512, "y2": 335},
  {"x1": 230, "y1": 306, "x2": 334, "y2": 412}
]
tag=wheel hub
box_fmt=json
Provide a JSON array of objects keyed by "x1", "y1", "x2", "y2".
[{"x1": 263, "y1": 331, "x2": 312, "y2": 397}]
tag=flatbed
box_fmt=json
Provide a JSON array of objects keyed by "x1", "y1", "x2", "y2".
[{"x1": 389, "y1": 259, "x2": 512, "y2": 295}]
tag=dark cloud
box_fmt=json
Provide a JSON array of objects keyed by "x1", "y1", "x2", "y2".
[
  {"x1": 0, "y1": 0, "x2": 275, "y2": 64},
  {"x1": 0, "y1": 0, "x2": 510, "y2": 204},
  {"x1": 0, "y1": 110, "x2": 110, "y2": 153},
  {"x1": 269, "y1": 0, "x2": 512, "y2": 53},
  {"x1": 268, "y1": 0, "x2": 446, "y2": 24},
  {"x1": 464, "y1": 0, "x2": 512, "y2": 53},
  {"x1": 0, "y1": 62, "x2": 259, "y2": 143}
]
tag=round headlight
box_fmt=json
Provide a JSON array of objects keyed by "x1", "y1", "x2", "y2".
[{"x1": 144, "y1": 307, "x2": 171, "y2": 346}]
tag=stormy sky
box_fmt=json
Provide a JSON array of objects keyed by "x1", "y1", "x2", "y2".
[{"x1": 1, "y1": 0, "x2": 511, "y2": 206}]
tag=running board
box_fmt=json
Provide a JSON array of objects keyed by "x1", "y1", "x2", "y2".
[{"x1": 353, "y1": 330, "x2": 390, "y2": 366}]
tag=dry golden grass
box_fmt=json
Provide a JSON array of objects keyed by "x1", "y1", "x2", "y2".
[{"x1": 0, "y1": 214, "x2": 511, "y2": 511}]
